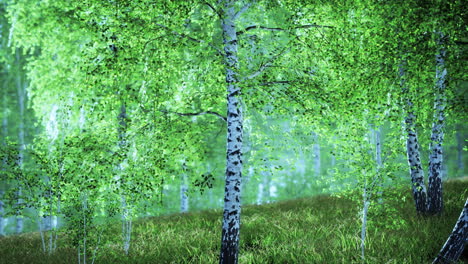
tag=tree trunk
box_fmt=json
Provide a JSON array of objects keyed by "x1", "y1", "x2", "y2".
[
  {"x1": 360, "y1": 186, "x2": 371, "y2": 261},
  {"x1": 433, "y1": 198, "x2": 468, "y2": 264},
  {"x1": 330, "y1": 145, "x2": 336, "y2": 173},
  {"x1": 117, "y1": 103, "x2": 132, "y2": 255},
  {"x1": 1, "y1": 88, "x2": 8, "y2": 236},
  {"x1": 121, "y1": 196, "x2": 131, "y2": 255},
  {"x1": 427, "y1": 32, "x2": 447, "y2": 215},
  {"x1": 219, "y1": 2, "x2": 243, "y2": 263},
  {"x1": 15, "y1": 51, "x2": 25, "y2": 233},
  {"x1": 257, "y1": 164, "x2": 271, "y2": 205},
  {"x1": 313, "y1": 133, "x2": 321, "y2": 177},
  {"x1": 180, "y1": 164, "x2": 189, "y2": 213},
  {"x1": 374, "y1": 127, "x2": 383, "y2": 203},
  {"x1": 375, "y1": 127, "x2": 382, "y2": 168},
  {"x1": 400, "y1": 60, "x2": 427, "y2": 214},
  {"x1": 0, "y1": 190, "x2": 4, "y2": 236},
  {"x1": 456, "y1": 129, "x2": 464, "y2": 175}
]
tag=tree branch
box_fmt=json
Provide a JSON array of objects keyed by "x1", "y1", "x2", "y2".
[
  {"x1": 159, "y1": 109, "x2": 227, "y2": 122},
  {"x1": 241, "y1": 45, "x2": 289, "y2": 81},
  {"x1": 154, "y1": 23, "x2": 224, "y2": 55},
  {"x1": 237, "y1": 24, "x2": 334, "y2": 36},
  {"x1": 454, "y1": 41, "x2": 468, "y2": 45},
  {"x1": 202, "y1": 1, "x2": 222, "y2": 19},
  {"x1": 258, "y1": 81, "x2": 292, "y2": 86}
]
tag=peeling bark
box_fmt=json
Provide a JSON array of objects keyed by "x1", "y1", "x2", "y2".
[
  {"x1": 219, "y1": 2, "x2": 243, "y2": 263},
  {"x1": 427, "y1": 32, "x2": 447, "y2": 215},
  {"x1": 400, "y1": 60, "x2": 427, "y2": 214},
  {"x1": 433, "y1": 198, "x2": 468, "y2": 264}
]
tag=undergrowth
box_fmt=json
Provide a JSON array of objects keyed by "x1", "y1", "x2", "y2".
[{"x1": 0, "y1": 180, "x2": 466, "y2": 264}]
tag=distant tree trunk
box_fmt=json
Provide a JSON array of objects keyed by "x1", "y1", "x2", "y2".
[
  {"x1": 207, "y1": 163, "x2": 215, "y2": 207},
  {"x1": 79, "y1": 106, "x2": 86, "y2": 131},
  {"x1": 400, "y1": 59, "x2": 427, "y2": 214},
  {"x1": 117, "y1": 103, "x2": 132, "y2": 255},
  {"x1": 219, "y1": 1, "x2": 243, "y2": 263},
  {"x1": 313, "y1": 133, "x2": 321, "y2": 177},
  {"x1": 0, "y1": 190, "x2": 4, "y2": 237},
  {"x1": 375, "y1": 128, "x2": 382, "y2": 169},
  {"x1": 15, "y1": 51, "x2": 25, "y2": 233},
  {"x1": 180, "y1": 163, "x2": 189, "y2": 213},
  {"x1": 257, "y1": 162, "x2": 271, "y2": 205},
  {"x1": 1, "y1": 89, "x2": 8, "y2": 236},
  {"x1": 121, "y1": 196, "x2": 131, "y2": 255},
  {"x1": 427, "y1": 32, "x2": 447, "y2": 215},
  {"x1": 455, "y1": 129, "x2": 464, "y2": 175},
  {"x1": 330, "y1": 145, "x2": 336, "y2": 173},
  {"x1": 374, "y1": 127, "x2": 383, "y2": 203},
  {"x1": 360, "y1": 185, "x2": 371, "y2": 261},
  {"x1": 433, "y1": 198, "x2": 468, "y2": 264}
]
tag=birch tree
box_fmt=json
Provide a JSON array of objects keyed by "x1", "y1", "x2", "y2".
[
  {"x1": 427, "y1": 31, "x2": 448, "y2": 215},
  {"x1": 433, "y1": 198, "x2": 468, "y2": 264},
  {"x1": 218, "y1": 1, "x2": 243, "y2": 262}
]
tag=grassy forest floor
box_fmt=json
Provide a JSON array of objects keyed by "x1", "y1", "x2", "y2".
[{"x1": 0, "y1": 179, "x2": 467, "y2": 264}]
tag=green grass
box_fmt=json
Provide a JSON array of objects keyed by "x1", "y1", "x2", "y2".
[{"x1": 1, "y1": 180, "x2": 467, "y2": 264}]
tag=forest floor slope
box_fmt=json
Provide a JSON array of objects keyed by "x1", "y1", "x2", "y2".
[{"x1": 0, "y1": 179, "x2": 467, "y2": 264}]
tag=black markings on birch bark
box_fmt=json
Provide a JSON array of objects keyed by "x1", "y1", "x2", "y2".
[
  {"x1": 427, "y1": 32, "x2": 447, "y2": 215},
  {"x1": 400, "y1": 60, "x2": 427, "y2": 214},
  {"x1": 433, "y1": 199, "x2": 468, "y2": 263},
  {"x1": 219, "y1": 2, "x2": 243, "y2": 264}
]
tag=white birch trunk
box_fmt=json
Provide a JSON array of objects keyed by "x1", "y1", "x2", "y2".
[
  {"x1": 360, "y1": 186, "x2": 370, "y2": 261},
  {"x1": 117, "y1": 103, "x2": 132, "y2": 255},
  {"x1": 433, "y1": 198, "x2": 468, "y2": 263},
  {"x1": 374, "y1": 127, "x2": 383, "y2": 203},
  {"x1": 1, "y1": 92, "x2": 7, "y2": 236},
  {"x1": 15, "y1": 51, "x2": 25, "y2": 233},
  {"x1": 400, "y1": 60, "x2": 427, "y2": 214},
  {"x1": 220, "y1": 2, "x2": 243, "y2": 263},
  {"x1": 257, "y1": 167, "x2": 270, "y2": 205},
  {"x1": 180, "y1": 166, "x2": 189, "y2": 213},
  {"x1": 330, "y1": 146, "x2": 336, "y2": 173},
  {"x1": 121, "y1": 196, "x2": 131, "y2": 255},
  {"x1": 427, "y1": 32, "x2": 447, "y2": 215},
  {"x1": 0, "y1": 191, "x2": 4, "y2": 236},
  {"x1": 313, "y1": 133, "x2": 321, "y2": 177},
  {"x1": 80, "y1": 194, "x2": 88, "y2": 264}
]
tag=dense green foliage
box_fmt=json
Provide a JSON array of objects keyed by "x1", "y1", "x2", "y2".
[{"x1": 0, "y1": 0, "x2": 466, "y2": 262}]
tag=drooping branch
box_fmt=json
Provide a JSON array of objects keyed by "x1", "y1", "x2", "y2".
[
  {"x1": 154, "y1": 23, "x2": 224, "y2": 55},
  {"x1": 202, "y1": 1, "x2": 222, "y2": 19},
  {"x1": 159, "y1": 109, "x2": 227, "y2": 122},
  {"x1": 237, "y1": 24, "x2": 333, "y2": 36}
]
